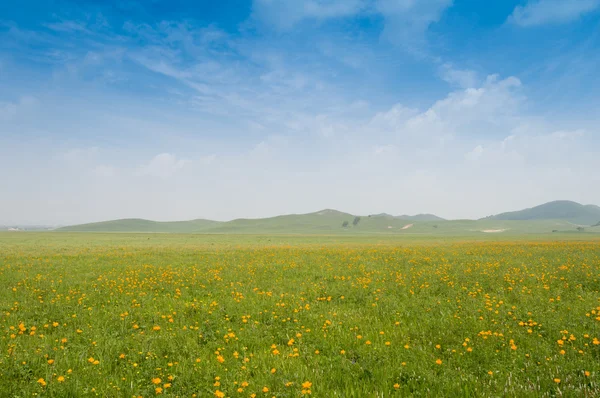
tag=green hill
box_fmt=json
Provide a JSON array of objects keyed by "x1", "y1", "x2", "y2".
[
  {"x1": 484, "y1": 200, "x2": 600, "y2": 226},
  {"x1": 57, "y1": 218, "x2": 220, "y2": 233},
  {"x1": 396, "y1": 214, "x2": 446, "y2": 221},
  {"x1": 55, "y1": 201, "x2": 600, "y2": 235}
]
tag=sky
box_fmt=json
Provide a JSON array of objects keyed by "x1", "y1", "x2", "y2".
[{"x1": 1, "y1": 0, "x2": 599, "y2": 225}]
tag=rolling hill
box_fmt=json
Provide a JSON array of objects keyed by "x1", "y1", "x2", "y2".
[
  {"x1": 58, "y1": 218, "x2": 220, "y2": 233},
  {"x1": 54, "y1": 201, "x2": 600, "y2": 234},
  {"x1": 483, "y1": 200, "x2": 600, "y2": 226}
]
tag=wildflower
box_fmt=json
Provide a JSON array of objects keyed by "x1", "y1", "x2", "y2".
[
  {"x1": 554, "y1": 378, "x2": 561, "y2": 384},
  {"x1": 153, "y1": 325, "x2": 161, "y2": 331},
  {"x1": 436, "y1": 359, "x2": 442, "y2": 365},
  {"x1": 37, "y1": 378, "x2": 47, "y2": 386},
  {"x1": 155, "y1": 387, "x2": 163, "y2": 394},
  {"x1": 57, "y1": 376, "x2": 65, "y2": 382},
  {"x1": 394, "y1": 383, "x2": 400, "y2": 389},
  {"x1": 214, "y1": 391, "x2": 225, "y2": 398},
  {"x1": 262, "y1": 386, "x2": 269, "y2": 393},
  {"x1": 152, "y1": 378, "x2": 162, "y2": 385}
]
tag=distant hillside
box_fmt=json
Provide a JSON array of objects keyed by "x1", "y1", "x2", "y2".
[
  {"x1": 369, "y1": 213, "x2": 445, "y2": 221},
  {"x1": 57, "y1": 218, "x2": 220, "y2": 233},
  {"x1": 484, "y1": 201, "x2": 600, "y2": 226},
  {"x1": 396, "y1": 214, "x2": 446, "y2": 221},
  {"x1": 54, "y1": 201, "x2": 600, "y2": 234}
]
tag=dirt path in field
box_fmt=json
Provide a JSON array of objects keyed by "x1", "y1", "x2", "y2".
[
  {"x1": 481, "y1": 229, "x2": 508, "y2": 233},
  {"x1": 401, "y1": 224, "x2": 414, "y2": 230}
]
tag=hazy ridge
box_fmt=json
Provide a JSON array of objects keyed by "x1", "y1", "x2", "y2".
[{"x1": 49, "y1": 200, "x2": 600, "y2": 234}]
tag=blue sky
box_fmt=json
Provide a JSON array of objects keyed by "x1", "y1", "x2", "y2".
[{"x1": 1, "y1": 0, "x2": 599, "y2": 224}]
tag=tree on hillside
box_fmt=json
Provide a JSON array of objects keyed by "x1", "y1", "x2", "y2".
[
  {"x1": 576, "y1": 226, "x2": 585, "y2": 232},
  {"x1": 353, "y1": 216, "x2": 361, "y2": 226},
  {"x1": 342, "y1": 221, "x2": 349, "y2": 228}
]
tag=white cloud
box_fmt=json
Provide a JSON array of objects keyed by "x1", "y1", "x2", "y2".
[
  {"x1": 252, "y1": 0, "x2": 367, "y2": 30},
  {"x1": 251, "y1": 0, "x2": 454, "y2": 44},
  {"x1": 439, "y1": 63, "x2": 478, "y2": 88},
  {"x1": 509, "y1": 0, "x2": 600, "y2": 26},
  {"x1": 375, "y1": 0, "x2": 454, "y2": 46},
  {"x1": 137, "y1": 153, "x2": 188, "y2": 178}
]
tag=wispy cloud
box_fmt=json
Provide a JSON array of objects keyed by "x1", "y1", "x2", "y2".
[
  {"x1": 136, "y1": 153, "x2": 189, "y2": 178},
  {"x1": 375, "y1": 0, "x2": 454, "y2": 47},
  {"x1": 251, "y1": 0, "x2": 368, "y2": 30},
  {"x1": 509, "y1": 0, "x2": 600, "y2": 26}
]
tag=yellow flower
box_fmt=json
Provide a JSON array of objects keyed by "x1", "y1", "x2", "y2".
[
  {"x1": 488, "y1": 371, "x2": 493, "y2": 376},
  {"x1": 302, "y1": 381, "x2": 312, "y2": 389},
  {"x1": 214, "y1": 390, "x2": 225, "y2": 398},
  {"x1": 152, "y1": 377, "x2": 162, "y2": 385},
  {"x1": 155, "y1": 387, "x2": 163, "y2": 394},
  {"x1": 57, "y1": 376, "x2": 65, "y2": 382},
  {"x1": 47, "y1": 359, "x2": 54, "y2": 365},
  {"x1": 37, "y1": 378, "x2": 47, "y2": 386},
  {"x1": 216, "y1": 355, "x2": 225, "y2": 363},
  {"x1": 393, "y1": 383, "x2": 400, "y2": 389},
  {"x1": 554, "y1": 378, "x2": 561, "y2": 384},
  {"x1": 262, "y1": 386, "x2": 269, "y2": 393},
  {"x1": 435, "y1": 359, "x2": 442, "y2": 365},
  {"x1": 585, "y1": 371, "x2": 591, "y2": 377},
  {"x1": 270, "y1": 368, "x2": 276, "y2": 374},
  {"x1": 153, "y1": 325, "x2": 161, "y2": 331}
]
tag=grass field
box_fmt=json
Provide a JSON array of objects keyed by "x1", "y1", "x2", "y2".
[{"x1": 1, "y1": 233, "x2": 600, "y2": 397}]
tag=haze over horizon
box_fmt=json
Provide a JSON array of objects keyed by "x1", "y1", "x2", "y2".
[{"x1": 1, "y1": 0, "x2": 599, "y2": 225}]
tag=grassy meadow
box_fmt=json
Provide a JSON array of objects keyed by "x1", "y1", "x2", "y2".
[{"x1": 1, "y1": 232, "x2": 600, "y2": 397}]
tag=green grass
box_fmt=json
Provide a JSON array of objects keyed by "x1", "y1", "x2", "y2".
[{"x1": 1, "y1": 233, "x2": 600, "y2": 397}]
